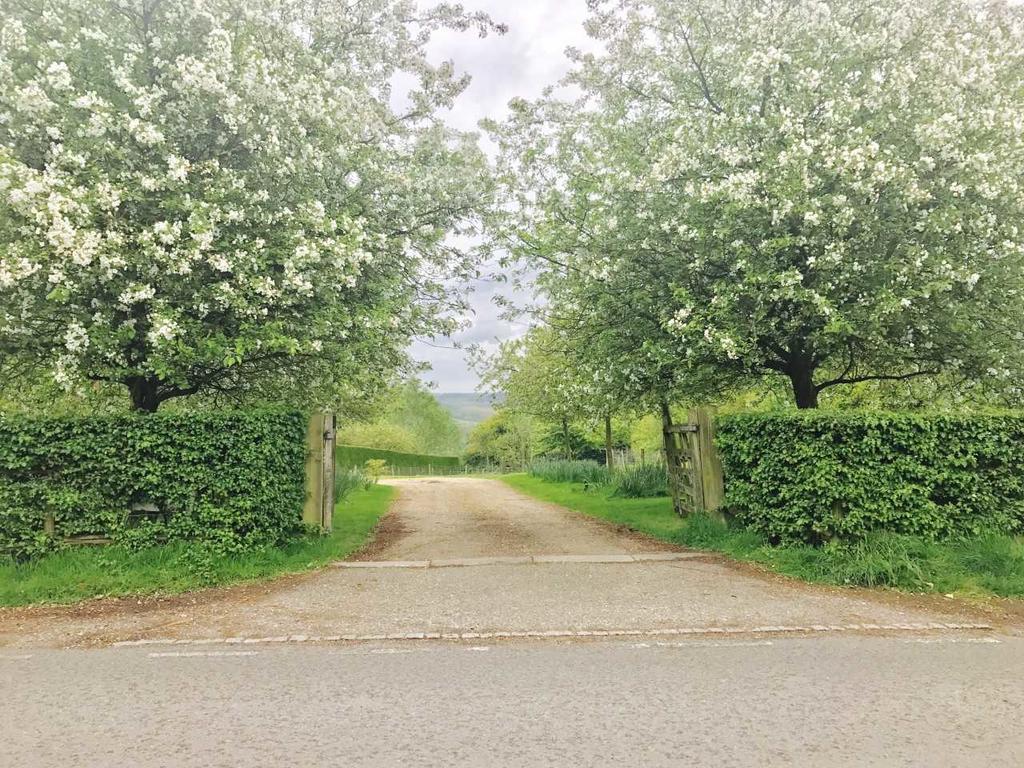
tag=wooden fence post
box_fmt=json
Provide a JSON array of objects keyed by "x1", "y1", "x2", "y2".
[
  {"x1": 690, "y1": 407, "x2": 725, "y2": 518},
  {"x1": 322, "y1": 412, "x2": 335, "y2": 532},
  {"x1": 303, "y1": 412, "x2": 336, "y2": 532}
]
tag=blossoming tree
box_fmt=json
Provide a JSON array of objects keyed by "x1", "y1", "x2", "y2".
[
  {"x1": 0, "y1": 0, "x2": 502, "y2": 410},
  {"x1": 490, "y1": 0, "x2": 1024, "y2": 408}
]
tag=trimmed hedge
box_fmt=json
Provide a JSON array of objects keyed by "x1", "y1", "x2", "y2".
[
  {"x1": 0, "y1": 410, "x2": 307, "y2": 560},
  {"x1": 716, "y1": 412, "x2": 1024, "y2": 544},
  {"x1": 335, "y1": 444, "x2": 461, "y2": 471}
]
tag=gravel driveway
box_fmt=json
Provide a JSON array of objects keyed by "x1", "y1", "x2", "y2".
[
  {"x1": 0, "y1": 477, "x2": 1012, "y2": 648},
  {"x1": 358, "y1": 477, "x2": 673, "y2": 559}
]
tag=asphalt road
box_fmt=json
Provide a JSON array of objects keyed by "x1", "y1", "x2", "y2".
[{"x1": 4, "y1": 635, "x2": 1024, "y2": 767}]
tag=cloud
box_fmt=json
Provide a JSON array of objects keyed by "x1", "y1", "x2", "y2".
[{"x1": 411, "y1": 1, "x2": 595, "y2": 391}]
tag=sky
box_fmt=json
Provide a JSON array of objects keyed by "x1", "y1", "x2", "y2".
[{"x1": 409, "y1": 0, "x2": 596, "y2": 393}]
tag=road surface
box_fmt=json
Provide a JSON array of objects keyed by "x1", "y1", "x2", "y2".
[{"x1": 2, "y1": 477, "x2": 1023, "y2": 766}]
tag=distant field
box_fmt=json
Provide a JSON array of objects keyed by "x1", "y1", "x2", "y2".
[
  {"x1": 436, "y1": 393, "x2": 501, "y2": 425},
  {"x1": 336, "y1": 444, "x2": 462, "y2": 471}
]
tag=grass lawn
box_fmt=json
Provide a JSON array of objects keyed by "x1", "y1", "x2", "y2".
[
  {"x1": 0, "y1": 483, "x2": 395, "y2": 607},
  {"x1": 503, "y1": 474, "x2": 1024, "y2": 600}
]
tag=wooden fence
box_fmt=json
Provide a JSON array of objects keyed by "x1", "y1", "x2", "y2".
[{"x1": 663, "y1": 407, "x2": 725, "y2": 518}]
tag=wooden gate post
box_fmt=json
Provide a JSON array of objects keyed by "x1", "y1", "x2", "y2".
[
  {"x1": 690, "y1": 407, "x2": 725, "y2": 518},
  {"x1": 322, "y1": 412, "x2": 335, "y2": 532},
  {"x1": 660, "y1": 402, "x2": 684, "y2": 516},
  {"x1": 303, "y1": 412, "x2": 336, "y2": 532}
]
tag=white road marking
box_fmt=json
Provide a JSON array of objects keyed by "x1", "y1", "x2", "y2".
[
  {"x1": 466, "y1": 646, "x2": 491, "y2": 652},
  {"x1": 632, "y1": 640, "x2": 774, "y2": 649},
  {"x1": 111, "y1": 621, "x2": 995, "y2": 649},
  {"x1": 148, "y1": 651, "x2": 260, "y2": 658},
  {"x1": 0, "y1": 654, "x2": 34, "y2": 661},
  {"x1": 902, "y1": 637, "x2": 1002, "y2": 645}
]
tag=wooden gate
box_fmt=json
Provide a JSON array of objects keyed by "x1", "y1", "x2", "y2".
[
  {"x1": 663, "y1": 407, "x2": 725, "y2": 518},
  {"x1": 303, "y1": 412, "x2": 336, "y2": 532}
]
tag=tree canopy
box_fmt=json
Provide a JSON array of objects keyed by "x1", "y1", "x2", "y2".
[
  {"x1": 0, "y1": 0, "x2": 502, "y2": 410},
  {"x1": 487, "y1": 0, "x2": 1024, "y2": 409}
]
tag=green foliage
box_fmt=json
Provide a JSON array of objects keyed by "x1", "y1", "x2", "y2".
[
  {"x1": 716, "y1": 411, "x2": 1024, "y2": 544},
  {"x1": 529, "y1": 459, "x2": 611, "y2": 486},
  {"x1": 0, "y1": 483, "x2": 395, "y2": 606},
  {"x1": 363, "y1": 459, "x2": 388, "y2": 483},
  {"x1": 464, "y1": 410, "x2": 536, "y2": 469},
  {"x1": 536, "y1": 422, "x2": 603, "y2": 461},
  {"x1": 335, "y1": 444, "x2": 461, "y2": 472},
  {"x1": 610, "y1": 463, "x2": 668, "y2": 498},
  {"x1": 629, "y1": 414, "x2": 664, "y2": 457},
  {"x1": 337, "y1": 382, "x2": 464, "y2": 455},
  {"x1": 337, "y1": 423, "x2": 419, "y2": 453},
  {"x1": 504, "y1": 475, "x2": 1024, "y2": 598},
  {"x1": 382, "y1": 382, "x2": 463, "y2": 455},
  {"x1": 0, "y1": 410, "x2": 306, "y2": 560}
]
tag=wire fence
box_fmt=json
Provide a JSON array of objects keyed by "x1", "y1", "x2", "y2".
[{"x1": 383, "y1": 463, "x2": 522, "y2": 477}]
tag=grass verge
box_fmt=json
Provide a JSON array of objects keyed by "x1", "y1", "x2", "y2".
[
  {"x1": 502, "y1": 474, "x2": 1024, "y2": 599},
  {"x1": 0, "y1": 483, "x2": 395, "y2": 607}
]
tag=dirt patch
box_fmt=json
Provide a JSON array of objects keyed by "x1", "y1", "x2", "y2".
[{"x1": 351, "y1": 512, "x2": 412, "y2": 561}]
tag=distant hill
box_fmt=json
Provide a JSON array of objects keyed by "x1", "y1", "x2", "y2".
[{"x1": 436, "y1": 392, "x2": 503, "y2": 436}]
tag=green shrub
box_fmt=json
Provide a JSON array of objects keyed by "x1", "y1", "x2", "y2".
[
  {"x1": 611, "y1": 463, "x2": 668, "y2": 498},
  {"x1": 0, "y1": 410, "x2": 307, "y2": 560},
  {"x1": 335, "y1": 444, "x2": 461, "y2": 472},
  {"x1": 528, "y1": 459, "x2": 611, "y2": 486},
  {"x1": 363, "y1": 459, "x2": 387, "y2": 483},
  {"x1": 716, "y1": 411, "x2": 1024, "y2": 544}
]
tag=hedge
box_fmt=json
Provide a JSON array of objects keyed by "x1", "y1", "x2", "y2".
[
  {"x1": 335, "y1": 444, "x2": 461, "y2": 471},
  {"x1": 0, "y1": 409, "x2": 307, "y2": 560},
  {"x1": 716, "y1": 412, "x2": 1024, "y2": 544}
]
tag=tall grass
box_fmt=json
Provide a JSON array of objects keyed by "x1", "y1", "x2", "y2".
[
  {"x1": 334, "y1": 466, "x2": 372, "y2": 501},
  {"x1": 611, "y1": 463, "x2": 668, "y2": 498},
  {"x1": 529, "y1": 458, "x2": 669, "y2": 497},
  {"x1": 528, "y1": 459, "x2": 611, "y2": 486}
]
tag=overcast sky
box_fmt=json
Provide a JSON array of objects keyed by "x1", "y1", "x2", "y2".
[{"x1": 409, "y1": 1, "x2": 595, "y2": 393}]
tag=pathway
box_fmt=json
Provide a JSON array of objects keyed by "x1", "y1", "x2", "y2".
[{"x1": 0, "y1": 477, "x2": 1010, "y2": 648}]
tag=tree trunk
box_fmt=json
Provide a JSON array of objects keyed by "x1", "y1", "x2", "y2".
[
  {"x1": 127, "y1": 376, "x2": 162, "y2": 412},
  {"x1": 604, "y1": 414, "x2": 614, "y2": 468},
  {"x1": 788, "y1": 364, "x2": 819, "y2": 409},
  {"x1": 659, "y1": 401, "x2": 674, "y2": 460},
  {"x1": 561, "y1": 418, "x2": 572, "y2": 460}
]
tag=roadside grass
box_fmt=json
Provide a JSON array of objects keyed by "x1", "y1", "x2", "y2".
[
  {"x1": 502, "y1": 474, "x2": 1024, "y2": 599},
  {"x1": 0, "y1": 483, "x2": 395, "y2": 607}
]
